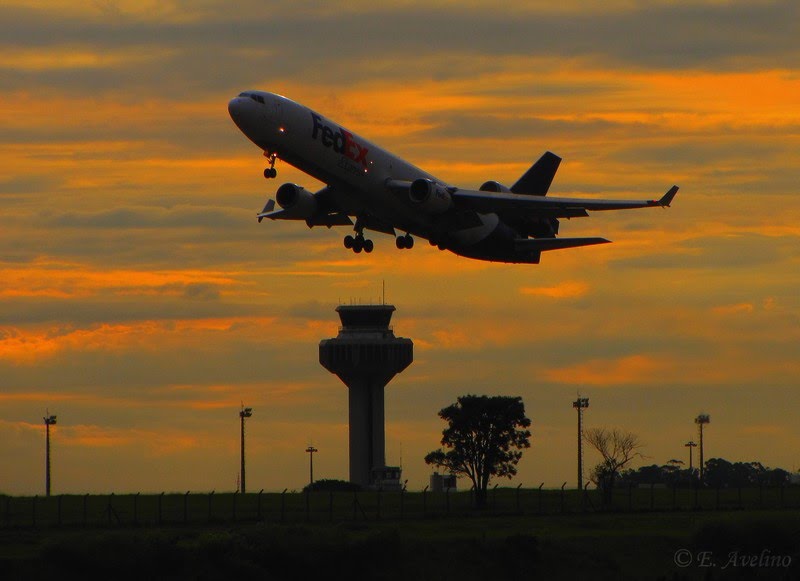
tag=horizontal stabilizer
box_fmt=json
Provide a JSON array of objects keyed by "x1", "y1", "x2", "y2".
[{"x1": 515, "y1": 237, "x2": 611, "y2": 252}]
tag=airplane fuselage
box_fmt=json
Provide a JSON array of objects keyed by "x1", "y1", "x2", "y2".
[{"x1": 229, "y1": 91, "x2": 519, "y2": 261}]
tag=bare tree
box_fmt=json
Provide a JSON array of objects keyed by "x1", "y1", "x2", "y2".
[{"x1": 584, "y1": 427, "x2": 644, "y2": 498}]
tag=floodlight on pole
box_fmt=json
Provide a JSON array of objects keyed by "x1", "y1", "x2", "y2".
[
  {"x1": 305, "y1": 445, "x2": 318, "y2": 489},
  {"x1": 44, "y1": 412, "x2": 57, "y2": 497},
  {"x1": 684, "y1": 440, "x2": 697, "y2": 472},
  {"x1": 573, "y1": 397, "x2": 589, "y2": 490},
  {"x1": 695, "y1": 414, "x2": 710, "y2": 482},
  {"x1": 239, "y1": 405, "x2": 253, "y2": 493}
]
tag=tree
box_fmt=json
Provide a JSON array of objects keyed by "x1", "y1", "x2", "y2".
[
  {"x1": 584, "y1": 427, "x2": 643, "y2": 501},
  {"x1": 424, "y1": 395, "x2": 531, "y2": 507}
]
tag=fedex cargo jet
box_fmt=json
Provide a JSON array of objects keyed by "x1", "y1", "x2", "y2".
[{"x1": 228, "y1": 91, "x2": 678, "y2": 264}]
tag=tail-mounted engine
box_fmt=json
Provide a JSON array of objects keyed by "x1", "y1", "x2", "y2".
[
  {"x1": 275, "y1": 183, "x2": 318, "y2": 219},
  {"x1": 409, "y1": 178, "x2": 452, "y2": 215},
  {"x1": 479, "y1": 180, "x2": 511, "y2": 193}
]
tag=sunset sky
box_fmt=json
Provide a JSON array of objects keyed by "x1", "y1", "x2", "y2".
[{"x1": 2, "y1": 0, "x2": 799, "y2": 495}]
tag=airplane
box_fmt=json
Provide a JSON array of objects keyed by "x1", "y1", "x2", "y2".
[{"x1": 228, "y1": 90, "x2": 678, "y2": 264}]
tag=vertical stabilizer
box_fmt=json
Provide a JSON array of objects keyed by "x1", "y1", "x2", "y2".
[{"x1": 510, "y1": 151, "x2": 561, "y2": 195}]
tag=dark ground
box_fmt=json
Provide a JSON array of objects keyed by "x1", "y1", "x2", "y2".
[{"x1": 1, "y1": 509, "x2": 799, "y2": 580}]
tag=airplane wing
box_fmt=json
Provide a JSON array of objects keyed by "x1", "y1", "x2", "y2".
[
  {"x1": 452, "y1": 186, "x2": 679, "y2": 218},
  {"x1": 257, "y1": 198, "x2": 353, "y2": 226}
]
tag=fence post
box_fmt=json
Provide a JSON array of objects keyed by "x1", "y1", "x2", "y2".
[
  {"x1": 184, "y1": 491, "x2": 190, "y2": 524},
  {"x1": 280, "y1": 489, "x2": 287, "y2": 523},
  {"x1": 258, "y1": 489, "x2": 263, "y2": 521},
  {"x1": 560, "y1": 482, "x2": 566, "y2": 513},
  {"x1": 538, "y1": 483, "x2": 544, "y2": 514}
]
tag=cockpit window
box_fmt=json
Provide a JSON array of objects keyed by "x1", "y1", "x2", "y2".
[{"x1": 238, "y1": 91, "x2": 265, "y2": 104}]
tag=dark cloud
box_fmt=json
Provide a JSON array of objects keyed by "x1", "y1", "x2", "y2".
[{"x1": 1, "y1": 1, "x2": 798, "y2": 98}]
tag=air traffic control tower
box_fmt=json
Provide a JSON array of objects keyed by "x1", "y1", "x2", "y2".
[{"x1": 319, "y1": 305, "x2": 413, "y2": 489}]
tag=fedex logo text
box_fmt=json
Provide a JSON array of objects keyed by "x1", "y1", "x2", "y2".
[{"x1": 311, "y1": 113, "x2": 369, "y2": 168}]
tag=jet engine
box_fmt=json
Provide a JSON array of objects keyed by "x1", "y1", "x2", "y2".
[
  {"x1": 409, "y1": 178, "x2": 452, "y2": 214},
  {"x1": 479, "y1": 180, "x2": 511, "y2": 193},
  {"x1": 275, "y1": 183, "x2": 318, "y2": 219}
]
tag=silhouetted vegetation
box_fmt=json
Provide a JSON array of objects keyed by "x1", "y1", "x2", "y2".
[
  {"x1": 584, "y1": 427, "x2": 643, "y2": 504},
  {"x1": 303, "y1": 479, "x2": 361, "y2": 492},
  {"x1": 620, "y1": 457, "x2": 794, "y2": 488},
  {"x1": 424, "y1": 395, "x2": 531, "y2": 508}
]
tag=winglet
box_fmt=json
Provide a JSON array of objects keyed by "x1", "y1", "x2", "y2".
[{"x1": 659, "y1": 185, "x2": 679, "y2": 207}]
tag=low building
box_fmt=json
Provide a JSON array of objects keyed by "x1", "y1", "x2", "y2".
[{"x1": 430, "y1": 472, "x2": 457, "y2": 492}]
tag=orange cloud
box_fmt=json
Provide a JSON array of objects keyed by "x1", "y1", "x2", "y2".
[
  {"x1": 543, "y1": 354, "x2": 668, "y2": 387},
  {"x1": 712, "y1": 302, "x2": 755, "y2": 316},
  {"x1": 520, "y1": 281, "x2": 589, "y2": 299},
  {"x1": 0, "y1": 259, "x2": 240, "y2": 299}
]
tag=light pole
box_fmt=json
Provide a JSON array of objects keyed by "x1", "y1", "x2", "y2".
[
  {"x1": 695, "y1": 414, "x2": 710, "y2": 482},
  {"x1": 684, "y1": 440, "x2": 697, "y2": 472},
  {"x1": 44, "y1": 412, "x2": 57, "y2": 497},
  {"x1": 305, "y1": 446, "x2": 318, "y2": 489},
  {"x1": 239, "y1": 406, "x2": 252, "y2": 493},
  {"x1": 573, "y1": 397, "x2": 589, "y2": 490}
]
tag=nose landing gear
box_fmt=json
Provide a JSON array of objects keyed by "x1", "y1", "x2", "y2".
[{"x1": 263, "y1": 152, "x2": 278, "y2": 179}]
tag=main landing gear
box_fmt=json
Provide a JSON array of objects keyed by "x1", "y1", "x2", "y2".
[
  {"x1": 263, "y1": 152, "x2": 278, "y2": 179},
  {"x1": 344, "y1": 233, "x2": 373, "y2": 253},
  {"x1": 395, "y1": 233, "x2": 414, "y2": 249}
]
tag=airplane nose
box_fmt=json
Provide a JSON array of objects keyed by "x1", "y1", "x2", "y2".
[{"x1": 228, "y1": 97, "x2": 242, "y2": 120}]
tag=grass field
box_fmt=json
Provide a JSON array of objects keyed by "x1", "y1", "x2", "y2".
[
  {"x1": 1, "y1": 489, "x2": 799, "y2": 579},
  {"x1": 1, "y1": 508, "x2": 798, "y2": 580}
]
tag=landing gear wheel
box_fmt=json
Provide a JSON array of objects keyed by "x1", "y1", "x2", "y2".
[
  {"x1": 344, "y1": 235, "x2": 355, "y2": 249},
  {"x1": 404, "y1": 234, "x2": 414, "y2": 249},
  {"x1": 353, "y1": 237, "x2": 364, "y2": 253},
  {"x1": 263, "y1": 153, "x2": 278, "y2": 179},
  {"x1": 364, "y1": 239, "x2": 374, "y2": 253},
  {"x1": 396, "y1": 236, "x2": 406, "y2": 250}
]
